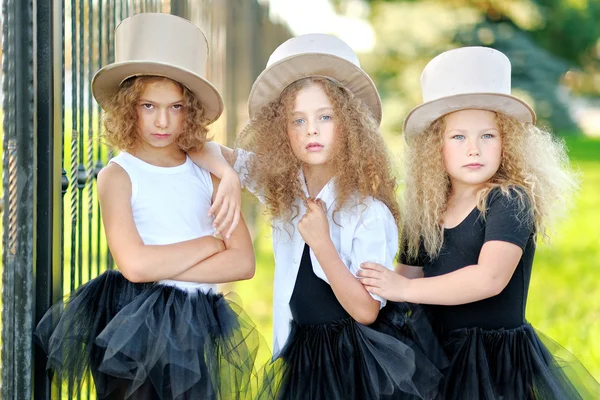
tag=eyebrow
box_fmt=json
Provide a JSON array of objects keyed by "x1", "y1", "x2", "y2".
[
  {"x1": 138, "y1": 98, "x2": 184, "y2": 105},
  {"x1": 292, "y1": 106, "x2": 334, "y2": 114},
  {"x1": 446, "y1": 127, "x2": 498, "y2": 134}
]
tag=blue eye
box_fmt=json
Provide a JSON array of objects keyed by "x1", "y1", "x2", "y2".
[
  {"x1": 293, "y1": 118, "x2": 305, "y2": 125},
  {"x1": 452, "y1": 134, "x2": 465, "y2": 140},
  {"x1": 320, "y1": 115, "x2": 332, "y2": 121},
  {"x1": 482, "y1": 133, "x2": 494, "y2": 139}
]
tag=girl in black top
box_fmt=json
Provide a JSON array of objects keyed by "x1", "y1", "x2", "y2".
[{"x1": 358, "y1": 47, "x2": 600, "y2": 399}]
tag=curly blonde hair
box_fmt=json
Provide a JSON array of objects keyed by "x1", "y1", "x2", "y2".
[
  {"x1": 402, "y1": 112, "x2": 579, "y2": 262},
  {"x1": 101, "y1": 76, "x2": 211, "y2": 152},
  {"x1": 236, "y1": 77, "x2": 400, "y2": 230}
]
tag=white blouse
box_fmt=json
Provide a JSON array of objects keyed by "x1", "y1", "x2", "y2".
[{"x1": 234, "y1": 149, "x2": 398, "y2": 357}]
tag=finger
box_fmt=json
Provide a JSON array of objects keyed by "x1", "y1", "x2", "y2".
[
  {"x1": 225, "y1": 206, "x2": 241, "y2": 239},
  {"x1": 360, "y1": 262, "x2": 385, "y2": 272},
  {"x1": 363, "y1": 285, "x2": 382, "y2": 296},
  {"x1": 306, "y1": 201, "x2": 322, "y2": 213},
  {"x1": 209, "y1": 193, "x2": 223, "y2": 217},
  {"x1": 357, "y1": 269, "x2": 380, "y2": 279},
  {"x1": 213, "y1": 199, "x2": 229, "y2": 232},
  {"x1": 315, "y1": 199, "x2": 327, "y2": 212},
  {"x1": 217, "y1": 202, "x2": 235, "y2": 237},
  {"x1": 358, "y1": 278, "x2": 380, "y2": 288}
]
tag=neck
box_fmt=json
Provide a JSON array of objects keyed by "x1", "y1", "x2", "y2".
[
  {"x1": 131, "y1": 143, "x2": 186, "y2": 167},
  {"x1": 303, "y1": 164, "x2": 333, "y2": 198},
  {"x1": 448, "y1": 180, "x2": 485, "y2": 203}
]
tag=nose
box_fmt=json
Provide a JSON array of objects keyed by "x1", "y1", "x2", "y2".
[
  {"x1": 306, "y1": 119, "x2": 319, "y2": 136},
  {"x1": 155, "y1": 108, "x2": 169, "y2": 129},
  {"x1": 467, "y1": 138, "x2": 480, "y2": 157}
]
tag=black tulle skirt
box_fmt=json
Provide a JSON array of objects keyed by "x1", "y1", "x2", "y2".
[
  {"x1": 259, "y1": 302, "x2": 446, "y2": 400},
  {"x1": 35, "y1": 270, "x2": 264, "y2": 399},
  {"x1": 437, "y1": 323, "x2": 600, "y2": 400}
]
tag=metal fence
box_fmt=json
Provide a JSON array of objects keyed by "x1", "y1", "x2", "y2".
[{"x1": 0, "y1": 0, "x2": 290, "y2": 398}]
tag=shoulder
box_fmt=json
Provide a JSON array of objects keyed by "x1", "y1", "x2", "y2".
[
  {"x1": 97, "y1": 162, "x2": 132, "y2": 200},
  {"x1": 97, "y1": 162, "x2": 130, "y2": 187},
  {"x1": 485, "y1": 186, "x2": 531, "y2": 211},
  {"x1": 343, "y1": 194, "x2": 395, "y2": 228}
]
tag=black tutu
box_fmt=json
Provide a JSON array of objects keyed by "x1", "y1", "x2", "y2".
[
  {"x1": 259, "y1": 307, "x2": 445, "y2": 400},
  {"x1": 438, "y1": 323, "x2": 600, "y2": 400},
  {"x1": 34, "y1": 270, "x2": 151, "y2": 398},
  {"x1": 372, "y1": 301, "x2": 449, "y2": 397},
  {"x1": 258, "y1": 244, "x2": 445, "y2": 400},
  {"x1": 94, "y1": 283, "x2": 263, "y2": 399}
]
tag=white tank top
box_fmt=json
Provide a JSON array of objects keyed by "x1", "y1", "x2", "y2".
[{"x1": 109, "y1": 152, "x2": 217, "y2": 293}]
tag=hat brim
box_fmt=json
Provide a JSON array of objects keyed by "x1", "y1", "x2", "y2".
[
  {"x1": 92, "y1": 61, "x2": 224, "y2": 123},
  {"x1": 248, "y1": 53, "x2": 382, "y2": 124},
  {"x1": 403, "y1": 93, "x2": 536, "y2": 136}
]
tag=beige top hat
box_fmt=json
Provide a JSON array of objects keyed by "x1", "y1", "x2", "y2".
[
  {"x1": 403, "y1": 46, "x2": 536, "y2": 136},
  {"x1": 248, "y1": 33, "x2": 382, "y2": 124},
  {"x1": 92, "y1": 13, "x2": 224, "y2": 123}
]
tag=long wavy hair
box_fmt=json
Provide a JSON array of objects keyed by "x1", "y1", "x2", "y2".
[
  {"x1": 101, "y1": 76, "x2": 211, "y2": 152},
  {"x1": 402, "y1": 112, "x2": 579, "y2": 261},
  {"x1": 236, "y1": 77, "x2": 400, "y2": 230}
]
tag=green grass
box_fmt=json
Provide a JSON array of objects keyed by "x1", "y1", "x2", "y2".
[{"x1": 526, "y1": 137, "x2": 600, "y2": 380}]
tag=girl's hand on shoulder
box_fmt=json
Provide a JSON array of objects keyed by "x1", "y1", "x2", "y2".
[
  {"x1": 298, "y1": 199, "x2": 331, "y2": 251},
  {"x1": 358, "y1": 262, "x2": 409, "y2": 302},
  {"x1": 209, "y1": 166, "x2": 242, "y2": 239}
]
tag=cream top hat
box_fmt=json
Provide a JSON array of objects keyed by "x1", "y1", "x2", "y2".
[
  {"x1": 248, "y1": 33, "x2": 382, "y2": 124},
  {"x1": 92, "y1": 13, "x2": 224, "y2": 123},
  {"x1": 403, "y1": 46, "x2": 536, "y2": 136}
]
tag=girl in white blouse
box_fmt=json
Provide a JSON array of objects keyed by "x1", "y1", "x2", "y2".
[{"x1": 191, "y1": 34, "x2": 445, "y2": 399}]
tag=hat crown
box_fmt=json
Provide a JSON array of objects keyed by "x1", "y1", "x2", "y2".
[
  {"x1": 114, "y1": 13, "x2": 208, "y2": 76},
  {"x1": 421, "y1": 47, "x2": 511, "y2": 102},
  {"x1": 267, "y1": 33, "x2": 361, "y2": 69}
]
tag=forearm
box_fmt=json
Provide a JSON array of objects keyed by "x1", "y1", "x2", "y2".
[
  {"x1": 170, "y1": 217, "x2": 255, "y2": 283},
  {"x1": 395, "y1": 263, "x2": 424, "y2": 279},
  {"x1": 403, "y1": 263, "x2": 505, "y2": 305},
  {"x1": 116, "y1": 236, "x2": 224, "y2": 283},
  {"x1": 169, "y1": 247, "x2": 255, "y2": 283},
  {"x1": 313, "y1": 241, "x2": 380, "y2": 325}
]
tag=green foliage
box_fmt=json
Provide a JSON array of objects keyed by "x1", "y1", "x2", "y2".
[{"x1": 359, "y1": 1, "x2": 582, "y2": 133}]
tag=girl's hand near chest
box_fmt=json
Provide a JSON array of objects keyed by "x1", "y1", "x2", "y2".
[{"x1": 298, "y1": 199, "x2": 332, "y2": 251}]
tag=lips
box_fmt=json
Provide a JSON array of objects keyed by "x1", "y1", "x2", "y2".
[
  {"x1": 306, "y1": 142, "x2": 323, "y2": 151},
  {"x1": 152, "y1": 133, "x2": 171, "y2": 139},
  {"x1": 464, "y1": 163, "x2": 483, "y2": 168}
]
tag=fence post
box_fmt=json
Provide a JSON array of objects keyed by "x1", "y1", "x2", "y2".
[{"x1": 1, "y1": 0, "x2": 36, "y2": 398}]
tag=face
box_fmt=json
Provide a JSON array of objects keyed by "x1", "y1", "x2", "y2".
[
  {"x1": 286, "y1": 83, "x2": 337, "y2": 170},
  {"x1": 135, "y1": 79, "x2": 185, "y2": 150},
  {"x1": 442, "y1": 109, "x2": 502, "y2": 190}
]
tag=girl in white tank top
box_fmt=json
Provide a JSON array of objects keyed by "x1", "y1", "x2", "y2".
[{"x1": 35, "y1": 13, "x2": 266, "y2": 399}]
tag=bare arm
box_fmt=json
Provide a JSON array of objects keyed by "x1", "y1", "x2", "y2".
[
  {"x1": 188, "y1": 142, "x2": 240, "y2": 237},
  {"x1": 300, "y1": 200, "x2": 380, "y2": 325},
  {"x1": 395, "y1": 263, "x2": 424, "y2": 279},
  {"x1": 187, "y1": 141, "x2": 235, "y2": 177},
  {"x1": 360, "y1": 240, "x2": 522, "y2": 305},
  {"x1": 97, "y1": 163, "x2": 225, "y2": 283},
  {"x1": 402, "y1": 241, "x2": 521, "y2": 304},
  {"x1": 314, "y1": 241, "x2": 381, "y2": 324},
  {"x1": 169, "y1": 174, "x2": 256, "y2": 283}
]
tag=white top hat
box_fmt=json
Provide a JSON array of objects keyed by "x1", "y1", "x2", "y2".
[
  {"x1": 248, "y1": 33, "x2": 382, "y2": 124},
  {"x1": 92, "y1": 13, "x2": 224, "y2": 123},
  {"x1": 403, "y1": 46, "x2": 536, "y2": 136}
]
